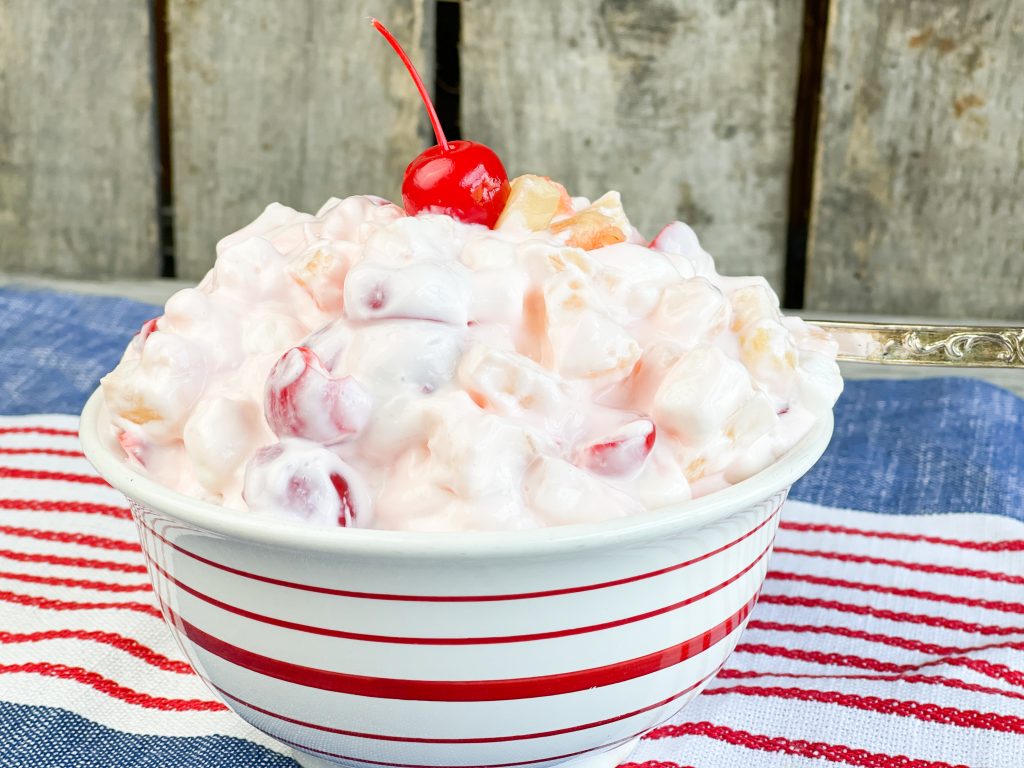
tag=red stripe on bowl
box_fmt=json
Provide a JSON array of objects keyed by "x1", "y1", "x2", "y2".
[
  {"x1": 143, "y1": 539, "x2": 770, "y2": 645},
  {"x1": 135, "y1": 500, "x2": 780, "y2": 602},
  {"x1": 211, "y1": 667, "x2": 720, "y2": 743},
  {"x1": 162, "y1": 595, "x2": 755, "y2": 701}
]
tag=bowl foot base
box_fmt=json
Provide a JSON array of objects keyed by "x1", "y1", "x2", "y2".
[
  {"x1": 560, "y1": 736, "x2": 641, "y2": 768},
  {"x1": 290, "y1": 736, "x2": 641, "y2": 768}
]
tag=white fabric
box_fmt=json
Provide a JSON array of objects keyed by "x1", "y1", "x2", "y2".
[{"x1": 1, "y1": 414, "x2": 1021, "y2": 767}]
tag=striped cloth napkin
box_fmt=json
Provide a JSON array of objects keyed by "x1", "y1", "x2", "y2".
[{"x1": 1, "y1": 287, "x2": 1022, "y2": 767}]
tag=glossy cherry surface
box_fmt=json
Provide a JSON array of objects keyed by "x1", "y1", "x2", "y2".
[
  {"x1": 402, "y1": 140, "x2": 509, "y2": 226},
  {"x1": 372, "y1": 19, "x2": 509, "y2": 228}
]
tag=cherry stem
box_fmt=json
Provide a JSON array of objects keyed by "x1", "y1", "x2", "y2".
[{"x1": 371, "y1": 18, "x2": 449, "y2": 152}]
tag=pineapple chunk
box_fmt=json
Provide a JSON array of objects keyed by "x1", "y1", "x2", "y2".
[
  {"x1": 729, "y1": 282, "x2": 781, "y2": 332},
  {"x1": 550, "y1": 191, "x2": 630, "y2": 251},
  {"x1": 585, "y1": 191, "x2": 632, "y2": 234},
  {"x1": 495, "y1": 174, "x2": 573, "y2": 231},
  {"x1": 551, "y1": 210, "x2": 627, "y2": 250}
]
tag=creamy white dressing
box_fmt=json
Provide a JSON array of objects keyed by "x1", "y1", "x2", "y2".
[{"x1": 101, "y1": 191, "x2": 841, "y2": 531}]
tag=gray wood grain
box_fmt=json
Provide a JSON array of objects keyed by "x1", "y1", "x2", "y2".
[
  {"x1": 0, "y1": 0, "x2": 158, "y2": 277},
  {"x1": 460, "y1": 0, "x2": 803, "y2": 291},
  {"x1": 806, "y1": 0, "x2": 1024, "y2": 319},
  {"x1": 169, "y1": 0, "x2": 434, "y2": 279}
]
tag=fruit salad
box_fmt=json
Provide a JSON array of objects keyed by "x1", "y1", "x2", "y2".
[{"x1": 101, "y1": 175, "x2": 842, "y2": 532}]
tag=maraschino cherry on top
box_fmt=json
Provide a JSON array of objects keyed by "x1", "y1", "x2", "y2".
[{"x1": 371, "y1": 18, "x2": 510, "y2": 228}]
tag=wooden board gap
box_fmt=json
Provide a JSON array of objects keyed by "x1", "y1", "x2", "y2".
[
  {"x1": 434, "y1": 0, "x2": 462, "y2": 142},
  {"x1": 783, "y1": 0, "x2": 830, "y2": 309},
  {"x1": 152, "y1": 0, "x2": 176, "y2": 278}
]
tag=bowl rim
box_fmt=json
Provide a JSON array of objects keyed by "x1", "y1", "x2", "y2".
[{"x1": 79, "y1": 388, "x2": 834, "y2": 559}]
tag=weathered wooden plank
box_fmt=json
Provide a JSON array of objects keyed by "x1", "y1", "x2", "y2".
[
  {"x1": 169, "y1": 0, "x2": 434, "y2": 279},
  {"x1": 460, "y1": 0, "x2": 803, "y2": 291},
  {"x1": 807, "y1": 0, "x2": 1024, "y2": 319},
  {"x1": 0, "y1": 0, "x2": 158, "y2": 277}
]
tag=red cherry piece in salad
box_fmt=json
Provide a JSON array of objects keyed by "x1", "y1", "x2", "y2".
[
  {"x1": 372, "y1": 19, "x2": 510, "y2": 228},
  {"x1": 265, "y1": 347, "x2": 372, "y2": 444},
  {"x1": 283, "y1": 470, "x2": 359, "y2": 527},
  {"x1": 245, "y1": 443, "x2": 366, "y2": 527},
  {"x1": 137, "y1": 317, "x2": 159, "y2": 345},
  {"x1": 118, "y1": 430, "x2": 147, "y2": 468},
  {"x1": 578, "y1": 419, "x2": 656, "y2": 476},
  {"x1": 330, "y1": 472, "x2": 358, "y2": 527}
]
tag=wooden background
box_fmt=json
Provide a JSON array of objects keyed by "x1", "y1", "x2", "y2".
[{"x1": 1, "y1": 0, "x2": 1021, "y2": 318}]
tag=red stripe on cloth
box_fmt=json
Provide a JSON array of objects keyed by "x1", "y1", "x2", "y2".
[
  {"x1": 0, "y1": 466, "x2": 108, "y2": 486},
  {"x1": 746, "y1": 620, "x2": 1024, "y2": 657},
  {"x1": 0, "y1": 447, "x2": 85, "y2": 458},
  {"x1": 718, "y1": 669, "x2": 1024, "y2": 703},
  {"x1": 0, "y1": 498, "x2": 131, "y2": 519},
  {"x1": 938, "y1": 656, "x2": 1024, "y2": 689},
  {"x1": 780, "y1": 521, "x2": 1024, "y2": 553},
  {"x1": 758, "y1": 594, "x2": 1024, "y2": 636},
  {"x1": 0, "y1": 427, "x2": 78, "y2": 437},
  {"x1": 211, "y1": 668, "x2": 720, "y2": 743},
  {"x1": 767, "y1": 571, "x2": 1024, "y2": 615},
  {"x1": 732, "y1": 643, "x2": 1024, "y2": 690},
  {"x1": 138, "y1": 504, "x2": 779, "y2": 601},
  {"x1": 0, "y1": 588, "x2": 161, "y2": 618},
  {"x1": 774, "y1": 546, "x2": 1024, "y2": 585},
  {"x1": 0, "y1": 525, "x2": 140, "y2": 552},
  {"x1": 702, "y1": 684, "x2": 1024, "y2": 733},
  {"x1": 644, "y1": 721, "x2": 969, "y2": 768},
  {"x1": 0, "y1": 547, "x2": 146, "y2": 573},
  {"x1": 146, "y1": 541, "x2": 769, "y2": 644},
  {"x1": 735, "y1": 643, "x2": 916, "y2": 673},
  {"x1": 0, "y1": 662, "x2": 224, "y2": 711},
  {"x1": 0, "y1": 569, "x2": 150, "y2": 592},
  {"x1": 0, "y1": 630, "x2": 193, "y2": 673},
  {"x1": 166, "y1": 597, "x2": 753, "y2": 701},
  {"x1": 621, "y1": 764, "x2": 697, "y2": 768}
]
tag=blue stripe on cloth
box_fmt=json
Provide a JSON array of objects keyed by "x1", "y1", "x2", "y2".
[
  {"x1": 0, "y1": 287, "x2": 158, "y2": 416},
  {"x1": 0, "y1": 287, "x2": 1021, "y2": 519},
  {"x1": 791, "y1": 376, "x2": 1024, "y2": 521},
  {"x1": 0, "y1": 701, "x2": 298, "y2": 767}
]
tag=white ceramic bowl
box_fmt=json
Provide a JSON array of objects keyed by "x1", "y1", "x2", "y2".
[{"x1": 80, "y1": 389, "x2": 833, "y2": 768}]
